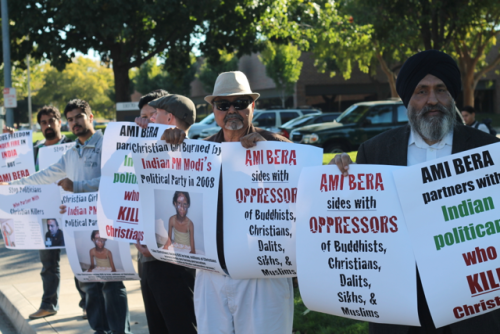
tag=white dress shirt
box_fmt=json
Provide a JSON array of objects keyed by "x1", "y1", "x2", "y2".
[{"x1": 407, "y1": 129, "x2": 453, "y2": 166}]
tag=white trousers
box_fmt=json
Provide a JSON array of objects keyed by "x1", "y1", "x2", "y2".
[{"x1": 194, "y1": 270, "x2": 294, "y2": 334}]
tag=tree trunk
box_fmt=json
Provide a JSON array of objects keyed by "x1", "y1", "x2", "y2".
[
  {"x1": 376, "y1": 54, "x2": 398, "y2": 98},
  {"x1": 462, "y1": 72, "x2": 477, "y2": 107},
  {"x1": 113, "y1": 65, "x2": 132, "y2": 103}
]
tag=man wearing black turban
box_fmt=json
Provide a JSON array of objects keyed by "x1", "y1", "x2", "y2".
[{"x1": 332, "y1": 50, "x2": 500, "y2": 333}]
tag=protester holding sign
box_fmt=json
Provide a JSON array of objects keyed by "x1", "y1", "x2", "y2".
[
  {"x1": 134, "y1": 91, "x2": 198, "y2": 334},
  {"x1": 161, "y1": 71, "x2": 293, "y2": 334},
  {"x1": 7, "y1": 99, "x2": 131, "y2": 334},
  {"x1": 332, "y1": 50, "x2": 500, "y2": 333}
]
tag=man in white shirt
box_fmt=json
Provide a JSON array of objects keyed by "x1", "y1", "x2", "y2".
[{"x1": 332, "y1": 50, "x2": 500, "y2": 333}]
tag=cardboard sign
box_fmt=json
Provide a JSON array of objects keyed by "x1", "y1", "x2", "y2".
[
  {"x1": 63, "y1": 192, "x2": 139, "y2": 282},
  {"x1": 393, "y1": 143, "x2": 500, "y2": 327},
  {"x1": 0, "y1": 184, "x2": 64, "y2": 250},
  {"x1": 296, "y1": 165, "x2": 419, "y2": 325},
  {"x1": 38, "y1": 142, "x2": 76, "y2": 170},
  {"x1": 132, "y1": 139, "x2": 224, "y2": 273},
  {"x1": 97, "y1": 122, "x2": 170, "y2": 242},
  {"x1": 0, "y1": 130, "x2": 35, "y2": 183},
  {"x1": 222, "y1": 142, "x2": 323, "y2": 279}
]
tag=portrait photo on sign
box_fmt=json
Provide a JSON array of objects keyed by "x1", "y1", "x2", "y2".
[
  {"x1": 154, "y1": 189, "x2": 205, "y2": 255},
  {"x1": 74, "y1": 230, "x2": 124, "y2": 273},
  {"x1": 41, "y1": 218, "x2": 65, "y2": 248},
  {"x1": 0, "y1": 219, "x2": 16, "y2": 247}
]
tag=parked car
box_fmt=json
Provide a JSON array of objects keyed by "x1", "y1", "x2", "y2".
[
  {"x1": 188, "y1": 113, "x2": 217, "y2": 139},
  {"x1": 199, "y1": 109, "x2": 321, "y2": 138},
  {"x1": 290, "y1": 100, "x2": 408, "y2": 153},
  {"x1": 278, "y1": 112, "x2": 341, "y2": 139}
]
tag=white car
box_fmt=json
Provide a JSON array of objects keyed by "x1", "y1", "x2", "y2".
[
  {"x1": 187, "y1": 113, "x2": 217, "y2": 139},
  {"x1": 198, "y1": 109, "x2": 321, "y2": 139}
]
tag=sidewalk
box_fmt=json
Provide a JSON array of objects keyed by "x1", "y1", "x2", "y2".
[{"x1": 0, "y1": 239, "x2": 148, "y2": 334}]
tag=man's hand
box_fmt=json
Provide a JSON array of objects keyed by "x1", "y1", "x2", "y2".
[
  {"x1": 2, "y1": 126, "x2": 14, "y2": 134},
  {"x1": 161, "y1": 128, "x2": 186, "y2": 145},
  {"x1": 329, "y1": 153, "x2": 353, "y2": 177},
  {"x1": 57, "y1": 178, "x2": 74, "y2": 192},
  {"x1": 135, "y1": 117, "x2": 150, "y2": 129},
  {"x1": 0, "y1": 182, "x2": 8, "y2": 185},
  {"x1": 59, "y1": 205, "x2": 67, "y2": 214},
  {"x1": 135, "y1": 239, "x2": 153, "y2": 257},
  {"x1": 240, "y1": 132, "x2": 266, "y2": 148}
]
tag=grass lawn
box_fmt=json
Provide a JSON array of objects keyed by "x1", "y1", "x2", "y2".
[
  {"x1": 293, "y1": 288, "x2": 368, "y2": 334},
  {"x1": 323, "y1": 152, "x2": 357, "y2": 165},
  {"x1": 32, "y1": 131, "x2": 77, "y2": 143}
]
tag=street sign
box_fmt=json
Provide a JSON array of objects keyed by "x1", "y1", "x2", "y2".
[
  {"x1": 3, "y1": 88, "x2": 17, "y2": 108},
  {"x1": 116, "y1": 102, "x2": 139, "y2": 111}
]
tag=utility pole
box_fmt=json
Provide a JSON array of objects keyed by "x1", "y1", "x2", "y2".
[
  {"x1": 27, "y1": 54, "x2": 32, "y2": 129},
  {"x1": 1, "y1": 0, "x2": 13, "y2": 127}
]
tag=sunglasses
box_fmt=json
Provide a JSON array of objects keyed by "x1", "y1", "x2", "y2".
[{"x1": 213, "y1": 99, "x2": 252, "y2": 111}]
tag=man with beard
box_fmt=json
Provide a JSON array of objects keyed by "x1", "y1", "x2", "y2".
[
  {"x1": 25, "y1": 106, "x2": 73, "y2": 319},
  {"x1": 161, "y1": 71, "x2": 293, "y2": 334},
  {"x1": 8, "y1": 99, "x2": 131, "y2": 333},
  {"x1": 332, "y1": 50, "x2": 500, "y2": 333}
]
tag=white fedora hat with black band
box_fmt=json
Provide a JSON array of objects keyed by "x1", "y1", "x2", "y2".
[{"x1": 204, "y1": 71, "x2": 260, "y2": 104}]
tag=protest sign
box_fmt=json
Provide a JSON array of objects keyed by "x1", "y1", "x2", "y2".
[
  {"x1": 0, "y1": 184, "x2": 64, "y2": 250},
  {"x1": 39, "y1": 142, "x2": 76, "y2": 170},
  {"x1": 63, "y1": 192, "x2": 139, "y2": 282},
  {"x1": 97, "y1": 122, "x2": 170, "y2": 243},
  {"x1": 393, "y1": 143, "x2": 500, "y2": 327},
  {"x1": 296, "y1": 165, "x2": 420, "y2": 326},
  {"x1": 0, "y1": 130, "x2": 35, "y2": 183},
  {"x1": 222, "y1": 142, "x2": 323, "y2": 279},
  {"x1": 132, "y1": 139, "x2": 224, "y2": 273}
]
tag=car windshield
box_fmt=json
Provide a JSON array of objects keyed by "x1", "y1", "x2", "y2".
[
  {"x1": 199, "y1": 113, "x2": 215, "y2": 124},
  {"x1": 281, "y1": 115, "x2": 313, "y2": 127},
  {"x1": 336, "y1": 104, "x2": 371, "y2": 124}
]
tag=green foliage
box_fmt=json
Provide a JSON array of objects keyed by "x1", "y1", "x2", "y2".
[
  {"x1": 34, "y1": 57, "x2": 115, "y2": 119},
  {"x1": 131, "y1": 56, "x2": 197, "y2": 97},
  {"x1": 293, "y1": 288, "x2": 368, "y2": 333},
  {"x1": 259, "y1": 41, "x2": 303, "y2": 107},
  {"x1": 33, "y1": 131, "x2": 76, "y2": 143},
  {"x1": 197, "y1": 50, "x2": 239, "y2": 94}
]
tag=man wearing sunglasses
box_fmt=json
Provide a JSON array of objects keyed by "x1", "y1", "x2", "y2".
[
  {"x1": 8, "y1": 99, "x2": 132, "y2": 334},
  {"x1": 161, "y1": 71, "x2": 293, "y2": 334}
]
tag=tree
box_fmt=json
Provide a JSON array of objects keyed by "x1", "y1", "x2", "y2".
[
  {"x1": 34, "y1": 57, "x2": 115, "y2": 119},
  {"x1": 196, "y1": 50, "x2": 239, "y2": 94},
  {"x1": 259, "y1": 41, "x2": 303, "y2": 107},
  {"x1": 451, "y1": 1, "x2": 500, "y2": 106},
  {"x1": 131, "y1": 56, "x2": 197, "y2": 97}
]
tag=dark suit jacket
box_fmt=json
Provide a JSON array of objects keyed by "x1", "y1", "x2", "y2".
[{"x1": 357, "y1": 125, "x2": 500, "y2": 334}]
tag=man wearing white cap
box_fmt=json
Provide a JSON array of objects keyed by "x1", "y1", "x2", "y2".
[{"x1": 161, "y1": 71, "x2": 294, "y2": 334}]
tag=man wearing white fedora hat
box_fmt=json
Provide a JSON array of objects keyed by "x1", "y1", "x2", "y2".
[{"x1": 161, "y1": 71, "x2": 294, "y2": 334}]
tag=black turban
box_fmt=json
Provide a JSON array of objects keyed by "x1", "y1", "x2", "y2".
[{"x1": 396, "y1": 50, "x2": 461, "y2": 108}]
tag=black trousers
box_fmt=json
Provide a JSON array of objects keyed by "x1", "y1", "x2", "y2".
[{"x1": 140, "y1": 260, "x2": 197, "y2": 334}]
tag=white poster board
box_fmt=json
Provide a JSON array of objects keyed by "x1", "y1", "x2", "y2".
[
  {"x1": 0, "y1": 184, "x2": 63, "y2": 249},
  {"x1": 393, "y1": 143, "x2": 500, "y2": 327},
  {"x1": 222, "y1": 142, "x2": 323, "y2": 279},
  {"x1": 132, "y1": 139, "x2": 224, "y2": 273},
  {"x1": 0, "y1": 130, "x2": 35, "y2": 182},
  {"x1": 97, "y1": 122, "x2": 170, "y2": 242},
  {"x1": 63, "y1": 192, "x2": 139, "y2": 282},
  {"x1": 296, "y1": 165, "x2": 420, "y2": 325},
  {"x1": 39, "y1": 142, "x2": 76, "y2": 170}
]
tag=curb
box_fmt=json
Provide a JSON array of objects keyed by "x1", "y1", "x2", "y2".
[{"x1": 0, "y1": 286, "x2": 37, "y2": 334}]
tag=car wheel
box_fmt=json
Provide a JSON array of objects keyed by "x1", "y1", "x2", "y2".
[{"x1": 325, "y1": 143, "x2": 345, "y2": 153}]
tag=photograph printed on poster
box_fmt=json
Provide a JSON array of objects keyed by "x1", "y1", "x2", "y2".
[
  {"x1": 154, "y1": 189, "x2": 205, "y2": 255},
  {"x1": 74, "y1": 230, "x2": 124, "y2": 273},
  {"x1": 0, "y1": 219, "x2": 15, "y2": 247},
  {"x1": 41, "y1": 218, "x2": 65, "y2": 248}
]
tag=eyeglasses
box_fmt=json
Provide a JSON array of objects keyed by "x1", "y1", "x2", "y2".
[
  {"x1": 67, "y1": 113, "x2": 87, "y2": 122},
  {"x1": 213, "y1": 99, "x2": 252, "y2": 111},
  {"x1": 40, "y1": 118, "x2": 59, "y2": 126}
]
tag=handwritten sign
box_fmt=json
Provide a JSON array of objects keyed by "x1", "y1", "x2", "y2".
[{"x1": 0, "y1": 131, "x2": 35, "y2": 183}]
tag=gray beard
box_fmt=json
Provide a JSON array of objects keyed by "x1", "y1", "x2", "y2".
[
  {"x1": 224, "y1": 114, "x2": 244, "y2": 130},
  {"x1": 408, "y1": 101, "x2": 456, "y2": 143}
]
